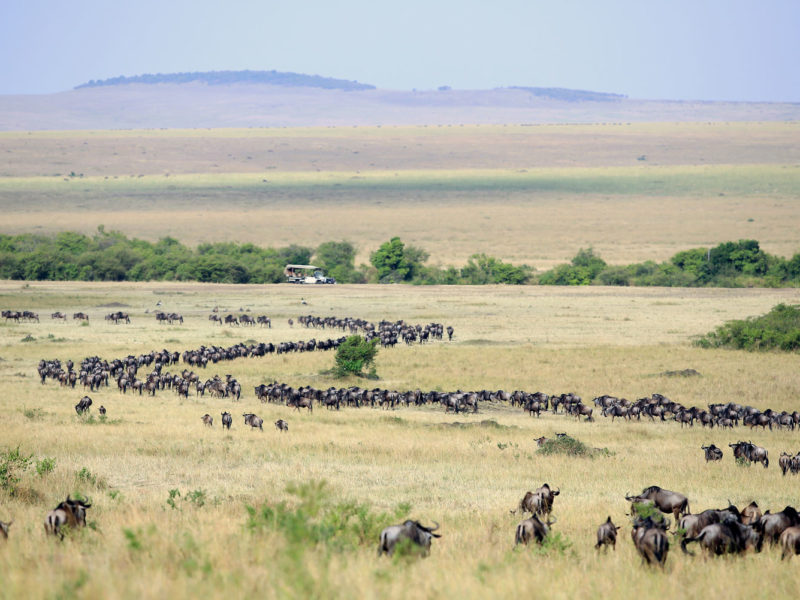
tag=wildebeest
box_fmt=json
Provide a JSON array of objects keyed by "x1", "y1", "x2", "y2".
[
  {"x1": 243, "y1": 413, "x2": 263, "y2": 431},
  {"x1": 378, "y1": 520, "x2": 441, "y2": 556},
  {"x1": 74, "y1": 396, "x2": 92, "y2": 414},
  {"x1": 516, "y1": 483, "x2": 560, "y2": 517},
  {"x1": 741, "y1": 501, "x2": 762, "y2": 526},
  {"x1": 729, "y1": 441, "x2": 769, "y2": 468},
  {"x1": 701, "y1": 444, "x2": 723, "y2": 462},
  {"x1": 221, "y1": 411, "x2": 232, "y2": 430},
  {"x1": 756, "y1": 506, "x2": 800, "y2": 544},
  {"x1": 51, "y1": 311, "x2": 67, "y2": 320},
  {"x1": 681, "y1": 516, "x2": 762, "y2": 556},
  {"x1": 626, "y1": 486, "x2": 690, "y2": 521},
  {"x1": 0, "y1": 519, "x2": 11, "y2": 540},
  {"x1": 44, "y1": 496, "x2": 91, "y2": 539},
  {"x1": 201, "y1": 414, "x2": 213, "y2": 427},
  {"x1": 275, "y1": 419, "x2": 288, "y2": 432},
  {"x1": 596, "y1": 516, "x2": 621, "y2": 551},
  {"x1": 780, "y1": 452, "x2": 793, "y2": 476},
  {"x1": 631, "y1": 516, "x2": 669, "y2": 566},
  {"x1": 515, "y1": 513, "x2": 554, "y2": 546},
  {"x1": 99, "y1": 405, "x2": 106, "y2": 416},
  {"x1": 779, "y1": 526, "x2": 800, "y2": 559}
]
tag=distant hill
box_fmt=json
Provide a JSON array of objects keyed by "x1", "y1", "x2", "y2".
[
  {"x1": 1, "y1": 71, "x2": 798, "y2": 130},
  {"x1": 75, "y1": 70, "x2": 376, "y2": 91}
]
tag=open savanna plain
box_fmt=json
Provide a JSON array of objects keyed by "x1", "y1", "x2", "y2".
[
  {"x1": 1, "y1": 281, "x2": 800, "y2": 599},
  {"x1": 1, "y1": 121, "x2": 799, "y2": 268}
]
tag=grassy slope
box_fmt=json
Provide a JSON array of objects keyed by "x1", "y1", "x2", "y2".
[{"x1": 1, "y1": 282, "x2": 800, "y2": 599}]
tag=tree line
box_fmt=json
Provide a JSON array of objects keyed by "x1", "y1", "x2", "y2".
[{"x1": 0, "y1": 229, "x2": 797, "y2": 287}]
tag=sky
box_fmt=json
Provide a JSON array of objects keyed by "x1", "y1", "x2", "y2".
[{"x1": 1, "y1": 0, "x2": 798, "y2": 101}]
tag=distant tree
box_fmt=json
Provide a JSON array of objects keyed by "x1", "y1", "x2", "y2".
[
  {"x1": 369, "y1": 237, "x2": 429, "y2": 282},
  {"x1": 314, "y1": 241, "x2": 364, "y2": 283}
]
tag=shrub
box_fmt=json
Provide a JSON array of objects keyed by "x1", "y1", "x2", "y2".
[
  {"x1": 334, "y1": 335, "x2": 379, "y2": 377},
  {"x1": 694, "y1": 303, "x2": 800, "y2": 352},
  {"x1": 36, "y1": 456, "x2": 56, "y2": 477},
  {"x1": 0, "y1": 446, "x2": 33, "y2": 495}
]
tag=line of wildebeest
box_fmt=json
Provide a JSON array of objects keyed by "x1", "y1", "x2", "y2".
[{"x1": 5, "y1": 481, "x2": 800, "y2": 564}]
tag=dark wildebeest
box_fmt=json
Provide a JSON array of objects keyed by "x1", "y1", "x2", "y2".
[
  {"x1": 0, "y1": 519, "x2": 11, "y2": 540},
  {"x1": 201, "y1": 414, "x2": 213, "y2": 427},
  {"x1": 596, "y1": 516, "x2": 621, "y2": 551},
  {"x1": 631, "y1": 516, "x2": 669, "y2": 567},
  {"x1": 446, "y1": 326, "x2": 454, "y2": 341},
  {"x1": 378, "y1": 520, "x2": 441, "y2": 557},
  {"x1": 701, "y1": 444, "x2": 723, "y2": 462},
  {"x1": 780, "y1": 452, "x2": 793, "y2": 476},
  {"x1": 275, "y1": 419, "x2": 289, "y2": 432},
  {"x1": 779, "y1": 526, "x2": 800, "y2": 559},
  {"x1": 44, "y1": 496, "x2": 91, "y2": 539},
  {"x1": 534, "y1": 436, "x2": 548, "y2": 447},
  {"x1": 626, "y1": 486, "x2": 690, "y2": 521},
  {"x1": 729, "y1": 441, "x2": 769, "y2": 468},
  {"x1": 757, "y1": 506, "x2": 800, "y2": 544},
  {"x1": 221, "y1": 412, "x2": 232, "y2": 430},
  {"x1": 74, "y1": 396, "x2": 92, "y2": 415},
  {"x1": 516, "y1": 484, "x2": 560, "y2": 517},
  {"x1": 98, "y1": 405, "x2": 106, "y2": 416},
  {"x1": 681, "y1": 516, "x2": 762, "y2": 556},
  {"x1": 243, "y1": 413, "x2": 263, "y2": 431},
  {"x1": 677, "y1": 504, "x2": 741, "y2": 540},
  {"x1": 515, "y1": 513, "x2": 554, "y2": 546}
]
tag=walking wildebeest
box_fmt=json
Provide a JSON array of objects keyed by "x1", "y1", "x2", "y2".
[
  {"x1": 378, "y1": 520, "x2": 441, "y2": 556},
  {"x1": 756, "y1": 506, "x2": 800, "y2": 544},
  {"x1": 221, "y1": 412, "x2": 232, "y2": 430},
  {"x1": 626, "y1": 486, "x2": 690, "y2": 521},
  {"x1": 631, "y1": 516, "x2": 669, "y2": 567},
  {"x1": 0, "y1": 519, "x2": 11, "y2": 540},
  {"x1": 275, "y1": 419, "x2": 288, "y2": 432},
  {"x1": 780, "y1": 452, "x2": 793, "y2": 476},
  {"x1": 74, "y1": 396, "x2": 92, "y2": 415},
  {"x1": 596, "y1": 516, "x2": 621, "y2": 551},
  {"x1": 243, "y1": 413, "x2": 263, "y2": 431},
  {"x1": 681, "y1": 516, "x2": 762, "y2": 556},
  {"x1": 779, "y1": 526, "x2": 800, "y2": 559},
  {"x1": 515, "y1": 484, "x2": 560, "y2": 517},
  {"x1": 701, "y1": 444, "x2": 723, "y2": 462},
  {"x1": 98, "y1": 405, "x2": 106, "y2": 416},
  {"x1": 44, "y1": 496, "x2": 91, "y2": 539},
  {"x1": 515, "y1": 513, "x2": 554, "y2": 546},
  {"x1": 201, "y1": 414, "x2": 213, "y2": 427}
]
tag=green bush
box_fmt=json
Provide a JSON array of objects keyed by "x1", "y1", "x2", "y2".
[
  {"x1": 0, "y1": 446, "x2": 33, "y2": 495},
  {"x1": 36, "y1": 456, "x2": 56, "y2": 477},
  {"x1": 334, "y1": 335, "x2": 379, "y2": 377},
  {"x1": 694, "y1": 303, "x2": 800, "y2": 352}
]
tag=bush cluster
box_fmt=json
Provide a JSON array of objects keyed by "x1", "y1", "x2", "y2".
[{"x1": 694, "y1": 303, "x2": 800, "y2": 352}]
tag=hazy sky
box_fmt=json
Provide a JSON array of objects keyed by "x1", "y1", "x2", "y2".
[{"x1": 1, "y1": 0, "x2": 798, "y2": 101}]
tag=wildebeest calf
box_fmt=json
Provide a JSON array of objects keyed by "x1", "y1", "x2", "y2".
[
  {"x1": 596, "y1": 516, "x2": 621, "y2": 551},
  {"x1": 201, "y1": 414, "x2": 213, "y2": 427},
  {"x1": 221, "y1": 411, "x2": 232, "y2": 430},
  {"x1": 275, "y1": 419, "x2": 288, "y2": 432}
]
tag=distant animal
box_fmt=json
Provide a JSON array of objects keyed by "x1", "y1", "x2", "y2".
[
  {"x1": 631, "y1": 516, "x2": 669, "y2": 566},
  {"x1": 701, "y1": 444, "x2": 723, "y2": 462},
  {"x1": 243, "y1": 413, "x2": 263, "y2": 431},
  {"x1": 98, "y1": 405, "x2": 106, "y2": 416},
  {"x1": 515, "y1": 513, "x2": 554, "y2": 546},
  {"x1": 534, "y1": 436, "x2": 548, "y2": 447},
  {"x1": 516, "y1": 483, "x2": 560, "y2": 517},
  {"x1": 378, "y1": 520, "x2": 441, "y2": 557},
  {"x1": 221, "y1": 412, "x2": 232, "y2": 430},
  {"x1": 681, "y1": 516, "x2": 762, "y2": 556},
  {"x1": 0, "y1": 519, "x2": 11, "y2": 540},
  {"x1": 596, "y1": 516, "x2": 621, "y2": 551},
  {"x1": 201, "y1": 414, "x2": 213, "y2": 427},
  {"x1": 275, "y1": 419, "x2": 288, "y2": 432},
  {"x1": 44, "y1": 496, "x2": 91, "y2": 539}
]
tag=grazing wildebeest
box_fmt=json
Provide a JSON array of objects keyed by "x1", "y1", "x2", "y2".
[
  {"x1": 243, "y1": 413, "x2": 263, "y2": 431},
  {"x1": 257, "y1": 315, "x2": 271, "y2": 328},
  {"x1": 73, "y1": 312, "x2": 89, "y2": 322},
  {"x1": 626, "y1": 486, "x2": 690, "y2": 521},
  {"x1": 0, "y1": 519, "x2": 11, "y2": 540},
  {"x1": 378, "y1": 520, "x2": 441, "y2": 556},
  {"x1": 729, "y1": 441, "x2": 769, "y2": 468},
  {"x1": 701, "y1": 444, "x2": 723, "y2": 462},
  {"x1": 779, "y1": 526, "x2": 800, "y2": 559},
  {"x1": 275, "y1": 419, "x2": 288, "y2": 432},
  {"x1": 596, "y1": 516, "x2": 621, "y2": 551},
  {"x1": 44, "y1": 496, "x2": 91, "y2": 539},
  {"x1": 515, "y1": 513, "x2": 554, "y2": 546},
  {"x1": 631, "y1": 516, "x2": 669, "y2": 567},
  {"x1": 51, "y1": 312, "x2": 67, "y2": 320},
  {"x1": 99, "y1": 405, "x2": 106, "y2": 416},
  {"x1": 201, "y1": 414, "x2": 213, "y2": 427},
  {"x1": 74, "y1": 396, "x2": 92, "y2": 415},
  {"x1": 681, "y1": 516, "x2": 762, "y2": 556},
  {"x1": 221, "y1": 412, "x2": 232, "y2": 430}
]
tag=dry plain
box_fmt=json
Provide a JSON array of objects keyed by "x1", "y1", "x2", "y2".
[{"x1": 1, "y1": 281, "x2": 800, "y2": 599}]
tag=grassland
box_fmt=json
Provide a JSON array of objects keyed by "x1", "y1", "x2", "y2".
[
  {"x1": 1, "y1": 122, "x2": 799, "y2": 268},
  {"x1": 1, "y1": 281, "x2": 800, "y2": 599}
]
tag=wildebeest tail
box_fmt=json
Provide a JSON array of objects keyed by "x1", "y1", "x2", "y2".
[
  {"x1": 514, "y1": 524, "x2": 524, "y2": 545},
  {"x1": 654, "y1": 535, "x2": 669, "y2": 564}
]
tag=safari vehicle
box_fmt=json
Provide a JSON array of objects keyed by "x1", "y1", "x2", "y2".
[{"x1": 284, "y1": 264, "x2": 336, "y2": 284}]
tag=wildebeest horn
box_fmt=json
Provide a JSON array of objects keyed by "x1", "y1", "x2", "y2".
[{"x1": 428, "y1": 521, "x2": 440, "y2": 532}]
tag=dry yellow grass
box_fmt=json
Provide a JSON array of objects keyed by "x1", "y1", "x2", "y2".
[{"x1": 1, "y1": 282, "x2": 800, "y2": 599}]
